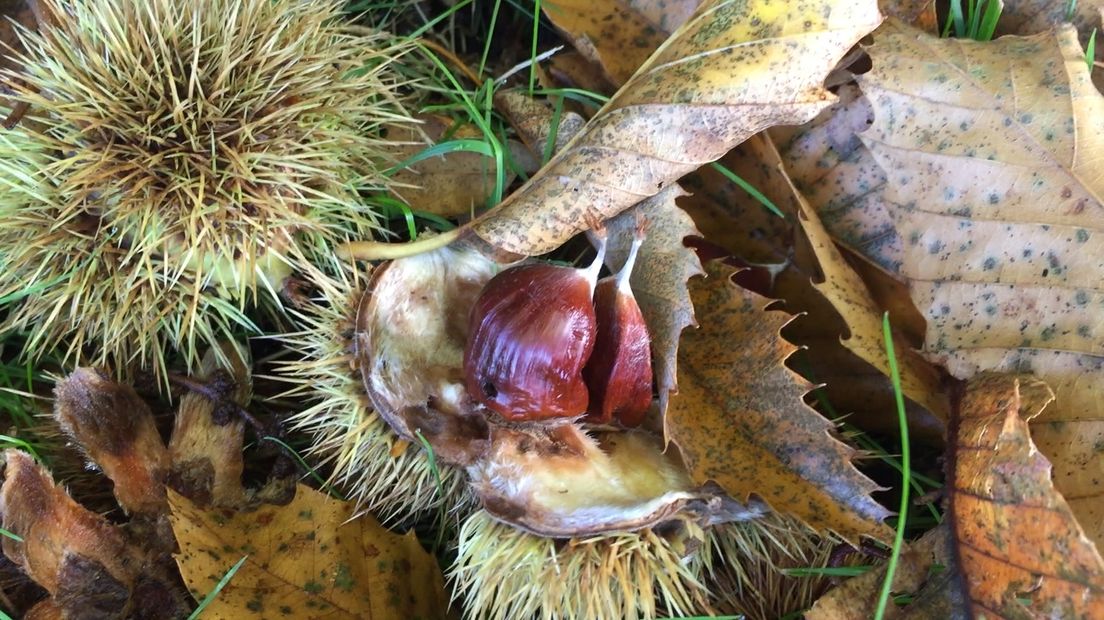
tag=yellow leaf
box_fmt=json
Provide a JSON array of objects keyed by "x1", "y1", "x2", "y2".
[
  {"x1": 169, "y1": 484, "x2": 447, "y2": 620},
  {"x1": 665, "y1": 261, "x2": 892, "y2": 544},
  {"x1": 468, "y1": 0, "x2": 883, "y2": 257},
  {"x1": 861, "y1": 20, "x2": 1104, "y2": 546},
  {"x1": 541, "y1": 0, "x2": 695, "y2": 85},
  {"x1": 791, "y1": 174, "x2": 948, "y2": 421}
]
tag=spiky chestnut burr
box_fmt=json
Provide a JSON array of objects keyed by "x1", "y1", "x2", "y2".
[
  {"x1": 584, "y1": 219, "x2": 653, "y2": 427},
  {"x1": 708, "y1": 514, "x2": 842, "y2": 620},
  {"x1": 0, "y1": 0, "x2": 414, "y2": 379},
  {"x1": 463, "y1": 233, "x2": 608, "y2": 421},
  {"x1": 276, "y1": 255, "x2": 473, "y2": 523},
  {"x1": 451, "y1": 510, "x2": 716, "y2": 620}
]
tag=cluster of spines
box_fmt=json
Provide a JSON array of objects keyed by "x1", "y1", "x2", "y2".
[
  {"x1": 0, "y1": 0, "x2": 414, "y2": 379},
  {"x1": 451, "y1": 510, "x2": 716, "y2": 620}
]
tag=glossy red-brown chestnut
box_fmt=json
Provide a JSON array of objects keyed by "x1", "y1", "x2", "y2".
[
  {"x1": 583, "y1": 227, "x2": 652, "y2": 427},
  {"x1": 463, "y1": 238, "x2": 607, "y2": 421}
]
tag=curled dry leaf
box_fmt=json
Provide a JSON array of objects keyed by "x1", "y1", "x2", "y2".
[
  {"x1": 664, "y1": 260, "x2": 892, "y2": 544},
  {"x1": 860, "y1": 21, "x2": 1104, "y2": 545},
  {"x1": 169, "y1": 484, "x2": 448, "y2": 620},
  {"x1": 806, "y1": 525, "x2": 967, "y2": 620},
  {"x1": 385, "y1": 117, "x2": 524, "y2": 218},
  {"x1": 948, "y1": 374, "x2": 1104, "y2": 618}
]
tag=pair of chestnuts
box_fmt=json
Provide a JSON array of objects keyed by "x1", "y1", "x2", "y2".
[{"x1": 463, "y1": 225, "x2": 653, "y2": 427}]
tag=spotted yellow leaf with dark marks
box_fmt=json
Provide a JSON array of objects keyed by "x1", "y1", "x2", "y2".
[
  {"x1": 168, "y1": 484, "x2": 446, "y2": 620},
  {"x1": 541, "y1": 0, "x2": 702, "y2": 86},
  {"x1": 948, "y1": 375, "x2": 1104, "y2": 618},
  {"x1": 790, "y1": 174, "x2": 947, "y2": 422},
  {"x1": 771, "y1": 84, "x2": 903, "y2": 275},
  {"x1": 665, "y1": 260, "x2": 892, "y2": 544},
  {"x1": 860, "y1": 21, "x2": 1104, "y2": 547},
  {"x1": 468, "y1": 0, "x2": 883, "y2": 257}
]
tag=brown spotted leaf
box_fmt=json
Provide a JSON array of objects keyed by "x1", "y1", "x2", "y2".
[
  {"x1": 860, "y1": 21, "x2": 1104, "y2": 546},
  {"x1": 947, "y1": 374, "x2": 1104, "y2": 618},
  {"x1": 665, "y1": 261, "x2": 892, "y2": 544},
  {"x1": 468, "y1": 0, "x2": 883, "y2": 257},
  {"x1": 169, "y1": 484, "x2": 447, "y2": 619},
  {"x1": 600, "y1": 184, "x2": 702, "y2": 418}
]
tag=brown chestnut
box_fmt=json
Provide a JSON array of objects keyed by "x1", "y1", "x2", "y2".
[{"x1": 463, "y1": 237, "x2": 607, "y2": 421}]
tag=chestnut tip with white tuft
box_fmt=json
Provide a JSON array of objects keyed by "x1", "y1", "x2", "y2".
[{"x1": 584, "y1": 214, "x2": 653, "y2": 427}]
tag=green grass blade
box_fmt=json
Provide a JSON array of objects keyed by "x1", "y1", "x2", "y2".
[
  {"x1": 405, "y1": 0, "x2": 475, "y2": 40},
  {"x1": 414, "y1": 429, "x2": 447, "y2": 552},
  {"x1": 386, "y1": 138, "x2": 495, "y2": 175},
  {"x1": 0, "y1": 528, "x2": 23, "y2": 542},
  {"x1": 949, "y1": 0, "x2": 966, "y2": 38},
  {"x1": 0, "y1": 436, "x2": 42, "y2": 463},
  {"x1": 874, "y1": 312, "x2": 912, "y2": 620},
  {"x1": 1087, "y1": 29, "x2": 1097, "y2": 73},
  {"x1": 187, "y1": 555, "x2": 248, "y2": 619},
  {"x1": 528, "y1": 87, "x2": 610, "y2": 107},
  {"x1": 543, "y1": 96, "x2": 565, "y2": 165},
  {"x1": 260, "y1": 436, "x2": 346, "y2": 501},
  {"x1": 478, "y1": 0, "x2": 504, "y2": 77},
  {"x1": 783, "y1": 565, "x2": 874, "y2": 578},
  {"x1": 977, "y1": 0, "x2": 1003, "y2": 41},
  {"x1": 708, "y1": 162, "x2": 785, "y2": 219},
  {"x1": 529, "y1": 0, "x2": 542, "y2": 93}
]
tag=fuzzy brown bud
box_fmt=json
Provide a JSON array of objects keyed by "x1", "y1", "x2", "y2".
[{"x1": 53, "y1": 369, "x2": 169, "y2": 515}]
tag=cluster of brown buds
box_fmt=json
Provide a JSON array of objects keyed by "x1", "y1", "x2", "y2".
[{"x1": 463, "y1": 220, "x2": 652, "y2": 426}]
